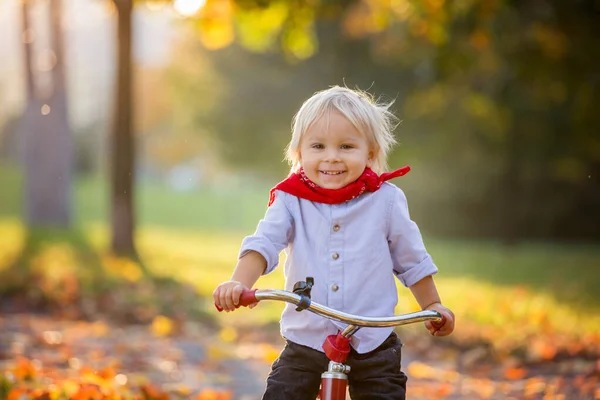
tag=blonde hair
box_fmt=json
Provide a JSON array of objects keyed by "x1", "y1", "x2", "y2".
[{"x1": 285, "y1": 86, "x2": 398, "y2": 174}]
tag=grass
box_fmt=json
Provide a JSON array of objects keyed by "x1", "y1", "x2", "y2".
[
  {"x1": 0, "y1": 163, "x2": 272, "y2": 232},
  {"x1": 76, "y1": 176, "x2": 271, "y2": 232}
]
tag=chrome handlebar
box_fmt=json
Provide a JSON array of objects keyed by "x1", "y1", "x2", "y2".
[{"x1": 246, "y1": 289, "x2": 443, "y2": 330}]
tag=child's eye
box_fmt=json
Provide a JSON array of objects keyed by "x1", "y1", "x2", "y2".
[
  {"x1": 311, "y1": 143, "x2": 324, "y2": 149},
  {"x1": 340, "y1": 144, "x2": 354, "y2": 150}
]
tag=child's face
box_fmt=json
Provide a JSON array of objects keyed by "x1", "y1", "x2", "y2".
[{"x1": 299, "y1": 111, "x2": 374, "y2": 189}]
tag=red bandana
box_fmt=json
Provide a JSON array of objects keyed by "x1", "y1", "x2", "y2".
[{"x1": 268, "y1": 166, "x2": 410, "y2": 206}]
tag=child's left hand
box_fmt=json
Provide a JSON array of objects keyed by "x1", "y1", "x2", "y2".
[{"x1": 424, "y1": 303, "x2": 455, "y2": 336}]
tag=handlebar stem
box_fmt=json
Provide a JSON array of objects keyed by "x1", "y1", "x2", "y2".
[
  {"x1": 323, "y1": 332, "x2": 352, "y2": 363},
  {"x1": 341, "y1": 325, "x2": 360, "y2": 338}
]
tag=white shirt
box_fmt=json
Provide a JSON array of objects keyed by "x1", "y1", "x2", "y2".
[{"x1": 239, "y1": 182, "x2": 438, "y2": 354}]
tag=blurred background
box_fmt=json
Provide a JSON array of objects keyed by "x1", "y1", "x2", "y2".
[{"x1": 0, "y1": 0, "x2": 599, "y2": 399}]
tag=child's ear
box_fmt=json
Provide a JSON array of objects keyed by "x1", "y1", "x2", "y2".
[{"x1": 367, "y1": 150, "x2": 376, "y2": 168}]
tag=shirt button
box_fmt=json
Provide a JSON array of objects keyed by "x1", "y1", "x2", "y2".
[
  {"x1": 332, "y1": 253, "x2": 339, "y2": 260},
  {"x1": 333, "y1": 224, "x2": 340, "y2": 232},
  {"x1": 331, "y1": 284, "x2": 339, "y2": 292}
]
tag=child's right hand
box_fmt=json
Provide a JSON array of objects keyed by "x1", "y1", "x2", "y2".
[
  {"x1": 213, "y1": 280, "x2": 256, "y2": 312},
  {"x1": 424, "y1": 303, "x2": 455, "y2": 336}
]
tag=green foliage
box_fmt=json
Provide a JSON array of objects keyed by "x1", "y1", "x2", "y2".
[
  {"x1": 0, "y1": 374, "x2": 11, "y2": 400},
  {"x1": 163, "y1": 0, "x2": 600, "y2": 241},
  {"x1": 235, "y1": 2, "x2": 290, "y2": 52},
  {"x1": 0, "y1": 163, "x2": 21, "y2": 218}
]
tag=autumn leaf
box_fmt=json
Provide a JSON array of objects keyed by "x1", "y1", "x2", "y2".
[
  {"x1": 258, "y1": 343, "x2": 280, "y2": 364},
  {"x1": 503, "y1": 367, "x2": 528, "y2": 380},
  {"x1": 435, "y1": 382, "x2": 454, "y2": 398},
  {"x1": 29, "y1": 388, "x2": 51, "y2": 399},
  {"x1": 58, "y1": 379, "x2": 80, "y2": 397},
  {"x1": 196, "y1": 388, "x2": 233, "y2": 400},
  {"x1": 141, "y1": 383, "x2": 170, "y2": 400},
  {"x1": 207, "y1": 343, "x2": 233, "y2": 360},
  {"x1": 406, "y1": 361, "x2": 436, "y2": 379},
  {"x1": 218, "y1": 326, "x2": 237, "y2": 342},
  {"x1": 12, "y1": 357, "x2": 37, "y2": 381},
  {"x1": 80, "y1": 368, "x2": 109, "y2": 387},
  {"x1": 151, "y1": 315, "x2": 174, "y2": 337},
  {"x1": 96, "y1": 366, "x2": 117, "y2": 380},
  {"x1": 101, "y1": 254, "x2": 143, "y2": 282},
  {"x1": 7, "y1": 388, "x2": 29, "y2": 400},
  {"x1": 71, "y1": 384, "x2": 104, "y2": 400},
  {"x1": 532, "y1": 339, "x2": 558, "y2": 361}
]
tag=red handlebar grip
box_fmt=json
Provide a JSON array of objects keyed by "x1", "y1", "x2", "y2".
[
  {"x1": 214, "y1": 289, "x2": 258, "y2": 312},
  {"x1": 239, "y1": 289, "x2": 258, "y2": 306}
]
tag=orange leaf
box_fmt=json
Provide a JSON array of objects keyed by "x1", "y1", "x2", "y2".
[
  {"x1": 12, "y1": 357, "x2": 37, "y2": 380},
  {"x1": 30, "y1": 388, "x2": 51, "y2": 399},
  {"x1": 196, "y1": 388, "x2": 233, "y2": 400},
  {"x1": 503, "y1": 367, "x2": 527, "y2": 380},
  {"x1": 71, "y1": 385, "x2": 104, "y2": 400},
  {"x1": 7, "y1": 389, "x2": 29, "y2": 400},
  {"x1": 406, "y1": 361, "x2": 436, "y2": 379},
  {"x1": 259, "y1": 343, "x2": 281, "y2": 364},
  {"x1": 97, "y1": 366, "x2": 117, "y2": 380},
  {"x1": 140, "y1": 383, "x2": 170, "y2": 400},
  {"x1": 435, "y1": 382, "x2": 454, "y2": 398}
]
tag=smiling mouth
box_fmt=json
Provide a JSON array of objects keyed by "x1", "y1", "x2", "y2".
[{"x1": 320, "y1": 171, "x2": 345, "y2": 175}]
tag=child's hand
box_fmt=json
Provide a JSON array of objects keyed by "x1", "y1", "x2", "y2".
[
  {"x1": 213, "y1": 280, "x2": 257, "y2": 312},
  {"x1": 424, "y1": 303, "x2": 455, "y2": 336}
]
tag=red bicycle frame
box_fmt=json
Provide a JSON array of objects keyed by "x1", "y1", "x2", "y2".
[{"x1": 217, "y1": 286, "x2": 442, "y2": 400}]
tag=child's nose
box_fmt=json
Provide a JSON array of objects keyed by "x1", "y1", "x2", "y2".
[{"x1": 324, "y1": 148, "x2": 341, "y2": 162}]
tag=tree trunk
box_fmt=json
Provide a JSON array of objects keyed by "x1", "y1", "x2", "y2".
[
  {"x1": 21, "y1": 0, "x2": 72, "y2": 228},
  {"x1": 110, "y1": 0, "x2": 137, "y2": 256},
  {"x1": 21, "y1": 1, "x2": 35, "y2": 102}
]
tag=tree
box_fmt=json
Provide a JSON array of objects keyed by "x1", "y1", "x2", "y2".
[
  {"x1": 20, "y1": 0, "x2": 72, "y2": 228},
  {"x1": 110, "y1": 0, "x2": 137, "y2": 256}
]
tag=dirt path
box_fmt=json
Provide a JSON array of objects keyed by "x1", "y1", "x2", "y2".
[{"x1": 0, "y1": 314, "x2": 598, "y2": 399}]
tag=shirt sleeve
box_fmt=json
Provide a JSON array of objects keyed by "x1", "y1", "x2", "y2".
[
  {"x1": 239, "y1": 191, "x2": 294, "y2": 275},
  {"x1": 387, "y1": 187, "x2": 438, "y2": 287}
]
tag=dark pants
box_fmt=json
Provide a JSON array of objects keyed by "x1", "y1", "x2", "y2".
[{"x1": 262, "y1": 332, "x2": 407, "y2": 400}]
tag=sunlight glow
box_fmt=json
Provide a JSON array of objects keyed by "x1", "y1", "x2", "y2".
[
  {"x1": 145, "y1": 2, "x2": 167, "y2": 12},
  {"x1": 173, "y1": 0, "x2": 206, "y2": 17},
  {"x1": 115, "y1": 374, "x2": 128, "y2": 385}
]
